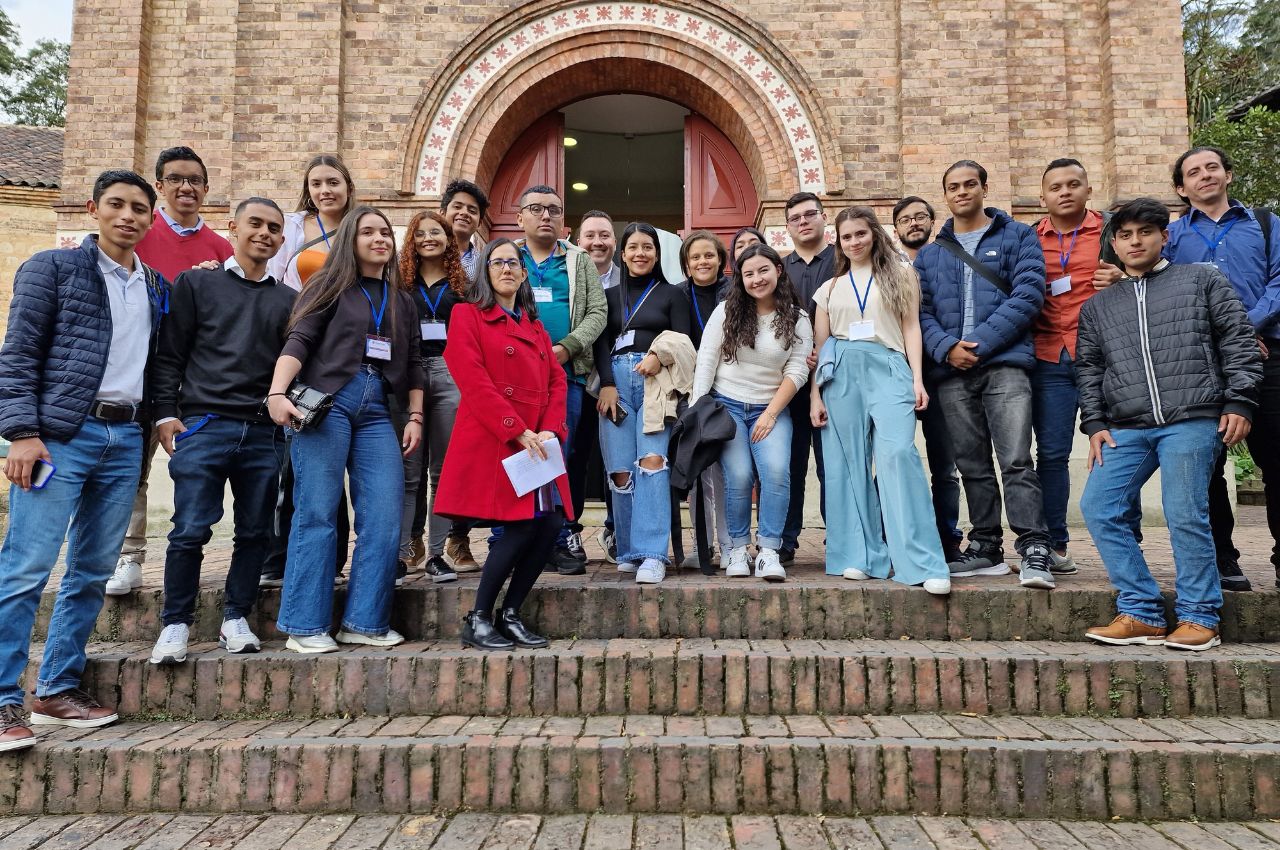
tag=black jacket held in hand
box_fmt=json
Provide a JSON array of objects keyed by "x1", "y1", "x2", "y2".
[
  {"x1": 1076, "y1": 261, "x2": 1263, "y2": 437},
  {"x1": 668, "y1": 394, "x2": 736, "y2": 491}
]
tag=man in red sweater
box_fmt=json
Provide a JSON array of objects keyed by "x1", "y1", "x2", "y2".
[{"x1": 107, "y1": 147, "x2": 234, "y2": 596}]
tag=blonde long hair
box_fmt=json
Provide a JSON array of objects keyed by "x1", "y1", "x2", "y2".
[{"x1": 832, "y1": 206, "x2": 918, "y2": 321}]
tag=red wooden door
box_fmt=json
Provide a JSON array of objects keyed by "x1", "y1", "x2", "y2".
[
  {"x1": 488, "y1": 113, "x2": 565, "y2": 241},
  {"x1": 683, "y1": 114, "x2": 759, "y2": 246}
]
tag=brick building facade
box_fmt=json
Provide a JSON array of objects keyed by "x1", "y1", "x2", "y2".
[{"x1": 56, "y1": 0, "x2": 1188, "y2": 242}]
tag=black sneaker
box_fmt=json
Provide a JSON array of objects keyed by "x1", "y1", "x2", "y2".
[
  {"x1": 394, "y1": 560, "x2": 408, "y2": 588},
  {"x1": 259, "y1": 569, "x2": 284, "y2": 588},
  {"x1": 550, "y1": 547, "x2": 586, "y2": 576},
  {"x1": 597, "y1": 528, "x2": 618, "y2": 564},
  {"x1": 566, "y1": 531, "x2": 588, "y2": 563},
  {"x1": 947, "y1": 542, "x2": 1010, "y2": 578},
  {"x1": 423, "y1": 555, "x2": 457, "y2": 584},
  {"x1": 778, "y1": 548, "x2": 796, "y2": 565},
  {"x1": 1219, "y1": 557, "x2": 1252, "y2": 592}
]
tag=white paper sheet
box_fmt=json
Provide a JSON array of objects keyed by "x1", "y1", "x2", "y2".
[{"x1": 501, "y1": 438, "x2": 565, "y2": 497}]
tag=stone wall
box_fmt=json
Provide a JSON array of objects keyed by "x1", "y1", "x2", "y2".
[{"x1": 0, "y1": 185, "x2": 57, "y2": 331}]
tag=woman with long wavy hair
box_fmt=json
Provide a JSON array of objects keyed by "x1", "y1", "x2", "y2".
[
  {"x1": 394, "y1": 210, "x2": 468, "y2": 585},
  {"x1": 810, "y1": 206, "x2": 950, "y2": 594},
  {"x1": 267, "y1": 206, "x2": 425, "y2": 653},
  {"x1": 690, "y1": 242, "x2": 812, "y2": 582}
]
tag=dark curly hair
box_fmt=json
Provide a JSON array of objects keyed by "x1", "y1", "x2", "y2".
[
  {"x1": 399, "y1": 209, "x2": 467, "y2": 295},
  {"x1": 720, "y1": 243, "x2": 802, "y2": 364}
]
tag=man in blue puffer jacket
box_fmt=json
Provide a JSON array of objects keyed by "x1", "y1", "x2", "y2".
[
  {"x1": 915, "y1": 160, "x2": 1057, "y2": 589},
  {"x1": 0, "y1": 170, "x2": 168, "y2": 751}
]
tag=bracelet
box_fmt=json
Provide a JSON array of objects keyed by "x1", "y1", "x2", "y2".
[
  {"x1": 268, "y1": 392, "x2": 287, "y2": 398},
  {"x1": 408, "y1": 414, "x2": 424, "y2": 422}
]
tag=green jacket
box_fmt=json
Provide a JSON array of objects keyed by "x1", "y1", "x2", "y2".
[{"x1": 517, "y1": 238, "x2": 606, "y2": 377}]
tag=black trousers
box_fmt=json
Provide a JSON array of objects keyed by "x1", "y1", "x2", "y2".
[
  {"x1": 473, "y1": 513, "x2": 562, "y2": 615},
  {"x1": 1208, "y1": 347, "x2": 1280, "y2": 567},
  {"x1": 567, "y1": 390, "x2": 599, "y2": 534}
]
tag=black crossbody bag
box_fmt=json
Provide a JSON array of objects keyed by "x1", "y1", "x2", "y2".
[{"x1": 935, "y1": 237, "x2": 1012, "y2": 296}]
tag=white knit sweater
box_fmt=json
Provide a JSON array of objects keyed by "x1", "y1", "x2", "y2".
[{"x1": 691, "y1": 304, "x2": 812, "y2": 404}]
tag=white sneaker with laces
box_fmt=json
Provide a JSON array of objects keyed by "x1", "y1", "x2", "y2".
[
  {"x1": 635, "y1": 558, "x2": 666, "y2": 584},
  {"x1": 285, "y1": 634, "x2": 339, "y2": 654},
  {"x1": 842, "y1": 567, "x2": 871, "y2": 581},
  {"x1": 725, "y1": 546, "x2": 751, "y2": 577},
  {"x1": 754, "y1": 548, "x2": 786, "y2": 582},
  {"x1": 617, "y1": 561, "x2": 639, "y2": 574},
  {"x1": 219, "y1": 617, "x2": 262, "y2": 654},
  {"x1": 105, "y1": 557, "x2": 142, "y2": 596},
  {"x1": 335, "y1": 628, "x2": 405, "y2": 647},
  {"x1": 150, "y1": 623, "x2": 189, "y2": 665}
]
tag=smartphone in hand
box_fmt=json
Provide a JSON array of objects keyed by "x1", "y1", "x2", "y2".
[{"x1": 31, "y1": 459, "x2": 55, "y2": 490}]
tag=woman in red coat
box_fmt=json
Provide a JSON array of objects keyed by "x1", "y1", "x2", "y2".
[{"x1": 435, "y1": 238, "x2": 572, "y2": 650}]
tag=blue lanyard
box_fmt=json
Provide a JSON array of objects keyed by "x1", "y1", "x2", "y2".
[
  {"x1": 1056, "y1": 225, "x2": 1082, "y2": 275},
  {"x1": 847, "y1": 271, "x2": 873, "y2": 314},
  {"x1": 317, "y1": 217, "x2": 332, "y2": 249},
  {"x1": 1191, "y1": 215, "x2": 1240, "y2": 259},
  {"x1": 418, "y1": 282, "x2": 447, "y2": 319},
  {"x1": 361, "y1": 279, "x2": 389, "y2": 335},
  {"x1": 521, "y1": 244, "x2": 559, "y2": 288},
  {"x1": 691, "y1": 287, "x2": 708, "y2": 330},
  {"x1": 624, "y1": 280, "x2": 660, "y2": 325}
]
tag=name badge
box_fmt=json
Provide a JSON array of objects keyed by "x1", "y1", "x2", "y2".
[
  {"x1": 366, "y1": 335, "x2": 392, "y2": 361},
  {"x1": 848, "y1": 320, "x2": 876, "y2": 340},
  {"x1": 533, "y1": 287, "x2": 554, "y2": 303},
  {"x1": 613, "y1": 330, "x2": 636, "y2": 352},
  {"x1": 420, "y1": 321, "x2": 447, "y2": 341},
  {"x1": 1049, "y1": 275, "x2": 1073, "y2": 296}
]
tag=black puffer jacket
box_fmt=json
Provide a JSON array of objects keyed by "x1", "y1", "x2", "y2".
[{"x1": 1076, "y1": 261, "x2": 1262, "y2": 436}]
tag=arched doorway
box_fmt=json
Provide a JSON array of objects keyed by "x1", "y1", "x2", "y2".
[{"x1": 488, "y1": 94, "x2": 760, "y2": 248}]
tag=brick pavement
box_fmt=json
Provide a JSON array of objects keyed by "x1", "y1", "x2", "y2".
[{"x1": 1, "y1": 813, "x2": 1279, "y2": 849}]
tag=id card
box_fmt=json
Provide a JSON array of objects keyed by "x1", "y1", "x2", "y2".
[
  {"x1": 848, "y1": 320, "x2": 876, "y2": 340},
  {"x1": 613, "y1": 330, "x2": 636, "y2": 352},
  {"x1": 366, "y1": 335, "x2": 392, "y2": 361},
  {"x1": 532, "y1": 287, "x2": 554, "y2": 303},
  {"x1": 420, "y1": 321, "x2": 447, "y2": 341},
  {"x1": 1049, "y1": 275, "x2": 1073, "y2": 296}
]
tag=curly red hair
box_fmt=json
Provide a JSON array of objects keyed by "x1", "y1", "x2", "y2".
[{"x1": 398, "y1": 210, "x2": 467, "y2": 294}]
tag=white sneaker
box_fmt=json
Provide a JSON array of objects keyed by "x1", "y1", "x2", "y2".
[
  {"x1": 150, "y1": 623, "x2": 189, "y2": 665},
  {"x1": 285, "y1": 634, "x2": 339, "y2": 654},
  {"x1": 617, "y1": 561, "x2": 639, "y2": 574},
  {"x1": 842, "y1": 567, "x2": 871, "y2": 581},
  {"x1": 923, "y1": 578, "x2": 952, "y2": 596},
  {"x1": 219, "y1": 617, "x2": 261, "y2": 654},
  {"x1": 335, "y1": 628, "x2": 405, "y2": 647},
  {"x1": 635, "y1": 558, "x2": 666, "y2": 584},
  {"x1": 105, "y1": 557, "x2": 142, "y2": 596},
  {"x1": 725, "y1": 546, "x2": 751, "y2": 577},
  {"x1": 754, "y1": 549, "x2": 786, "y2": 582}
]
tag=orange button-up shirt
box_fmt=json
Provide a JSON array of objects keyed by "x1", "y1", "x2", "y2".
[{"x1": 1034, "y1": 209, "x2": 1104, "y2": 362}]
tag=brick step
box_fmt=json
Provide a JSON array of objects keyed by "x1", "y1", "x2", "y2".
[
  {"x1": 41, "y1": 579, "x2": 1280, "y2": 644},
  {"x1": 58, "y1": 639, "x2": 1280, "y2": 722},
  {"x1": 6, "y1": 713, "x2": 1279, "y2": 820}
]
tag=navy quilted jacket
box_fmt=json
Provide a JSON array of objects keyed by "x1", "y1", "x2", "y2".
[
  {"x1": 0, "y1": 236, "x2": 168, "y2": 441},
  {"x1": 914, "y1": 208, "x2": 1046, "y2": 375}
]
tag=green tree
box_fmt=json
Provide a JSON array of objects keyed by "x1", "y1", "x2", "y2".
[
  {"x1": 0, "y1": 10, "x2": 21, "y2": 79},
  {"x1": 1183, "y1": 0, "x2": 1258, "y2": 129},
  {"x1": 1193, "y1": 106, "x2": 1280, "y2": 208},
  {"x1": 1, "y1": 39, "x2": 68, "y2": 127}
]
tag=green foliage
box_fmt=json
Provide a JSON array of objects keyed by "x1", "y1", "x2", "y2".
[
  {"x1": 1183, "y1": 0, "x2": 1280, "y2": 130},
  {"x1": 1229, "y1": 442, "x2": 1258, "y2": 480},
  {"x1": 1193, "y1": 106, "x2": 1280, "y2": 208},
  {"x1": 1, "y1": 39, "x2": 68, "y2": 127}
]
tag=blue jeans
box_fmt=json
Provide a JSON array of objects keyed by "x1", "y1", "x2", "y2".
[
  {"x1": 600, "y1": 353, "x2": 671, "y2": 564},
  {"x1": 162, "y1": 416, "x2": 283, "y2": 626},
  {"x1": 277, "y1": 367, "x2": 403, "y2": 637},
  {"x1": 1081, "y1": 419, "x2": 1223, "y2": 629},
  {"x1": 715, "y1": 393, "x2": 791, "y2": 551},
  {"x1": 1031, "y1": 350, "x2": 1078, "y2": 551},
  {"x1": 0, "y1": 418, "x2": 142, "y2": 705}
]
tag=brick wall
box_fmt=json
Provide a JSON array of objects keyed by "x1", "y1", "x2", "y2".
[
  {"x1": 0, "y1": 186, "x2": 57, "y2": 332},
  {"x1": 57, "y1": 0, "x2": 1189, "y2": 233}
]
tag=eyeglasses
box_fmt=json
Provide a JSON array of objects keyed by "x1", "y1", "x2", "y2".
[
  {"x1": 786, "y1": 209, "x2": 821, "y2": 226},
  {"x1": 521, "y1": 203, "x2": 564, "y2": 219},
  {"x1": 161, "y1": 175, "x2": 207, "y2": 188},
  {"x1": 488, "y1": 258, "x2": 523, "y2": 271},
  {"x1": 895, "y1": 212, "x2": 933, "y2": 226}
]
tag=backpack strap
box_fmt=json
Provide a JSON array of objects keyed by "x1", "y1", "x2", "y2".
[
  {"x1": 1254, "y1": 208, "x2": 1274, "y2": 268},
  {"x1": 934, "y1": 236, "x2": 1012, "y2": 297}
]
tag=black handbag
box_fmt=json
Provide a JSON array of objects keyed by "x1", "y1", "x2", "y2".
[{"x1": 285, "y1": 381, "x2": 334, "y2": 430}]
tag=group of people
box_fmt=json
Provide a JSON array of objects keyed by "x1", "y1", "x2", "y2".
[{"x1": 0, "y1": 140, "x2": 1273, "y2": 751}]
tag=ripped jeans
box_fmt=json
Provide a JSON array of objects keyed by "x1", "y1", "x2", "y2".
[{"x1": 599, "y1": 353, "x2": 672, "y2": 564}]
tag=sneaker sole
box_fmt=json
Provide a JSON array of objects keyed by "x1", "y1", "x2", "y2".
[
  {"x1": 0, "y1": 735, "x2": 36, "y2": 752},
  {"x1": 1085, "y1": 633, "x2": 1166, "y2": 646},
  {"x1": 449, "y1": 562, "x2": 481, "y2": 573},
  {"x1": 430, "y1": 573, "x2": 459, "y2": 583},
  {"x1": 30, "y1": 712, "x2": 118, "y2": 728},
  {"x1": 149, "y1": 651, "x2": 188, "y2": 665},
  {"x1": 258, "y1": 579, "x2": 284, "y2": 588},
  {"x1": 758, "y1": 573, "x2": 786, "y2": 583},
  {"x1": 335, "y1": 631, "x2": 405, "y2": 648},
  {"x1": 725, "y1": 567, "x2": 750, "y2": 577},
  {"x1": 635, "y1": 575, "x2": 663, "y2": 584},
  {"x1": 1166, "y1": 636, "x2": 1222, "y2": 652},
  {"x1": 617, "y1": 564, "x2": 638, "y2": 574},
  {"x1": 1019, "y1": 576, "x2": 1056, "y2": 590},
  {"x1": 1221, "y1": 579, "x2": 1253, "y2": 592},
  {"x1": 950, "y1": 563, "x2": 1010, "y2": 578},
  {"x1": 104, "y1": 582, "x2": 143, "y2": 597},
  {"x1": 285, "y1": 638, "x2": 339, "y2": 654},
  {"x1": 219, "y1": 638, "x2": 261, "y2": 654}
]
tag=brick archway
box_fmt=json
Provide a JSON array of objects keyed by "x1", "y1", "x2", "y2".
[{"x1": 403, "y1": 0, "x2": 843, "y2": 202}]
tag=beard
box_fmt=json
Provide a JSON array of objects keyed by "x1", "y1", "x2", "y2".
[{"x1": 900, "y1": 230, "x2": 929, "y2": 250}]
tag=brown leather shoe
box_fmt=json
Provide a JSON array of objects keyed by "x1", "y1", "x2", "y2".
[
  {"x1": 445, "y1": 535, "x2": 480, "y2": 573},
  {"x1": 0, "y1": 704, "x2": 35, "y2": 752},
  {"x1": 1166, "y1": 621, "x2": 1221, "y2": 651},
  {"x1": 406, "y1": 536, "x2": 427, "y2": 568},
  {"x1": 1085, "y1": 614, "x2": 1167, "y2": 646},
  {"x1": 30, "y1": 688, "x2": 118, "y2": 728}
]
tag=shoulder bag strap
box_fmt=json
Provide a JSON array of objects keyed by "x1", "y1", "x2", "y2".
[{"x1": 934, "y1": 236, "x2": 1012, "y2": 297}]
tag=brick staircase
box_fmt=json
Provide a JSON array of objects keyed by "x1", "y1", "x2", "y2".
[{"x1": 5, "y1": 527, "x2": 1280, "y2": 827}]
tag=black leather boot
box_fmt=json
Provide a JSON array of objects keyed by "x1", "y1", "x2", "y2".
[
  {"x1": 461, "y1": 611, "x2": 514, "y2": 651},
  {"x1": 495, "y1": 608, "x2": 549, "y2": 648}
]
